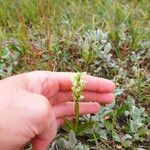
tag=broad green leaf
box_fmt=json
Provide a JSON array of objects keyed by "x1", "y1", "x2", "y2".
[
  {"x1": 74, "y1": 143, "x2": 90, "y2": 150},
  {"x1": 68, "y1": 130, "x2": 77, "y2": 148},
  {"x1": 98, "y1": 106, "x2": 113, "y2": 121},
  {"x1": 112, "y1": 132, "x2": 121, "y2": 142},
  {"x1": 114, "y1": 88, "x2": 124, "y2": 96},
  {"x1": 123, "y1": 134, "x2": 132, "y2": 140},
  {"x1": 130, "y1": 105, "x2": 144, "y2": 121},
  {"x1": 51, "y1": 138, "x2": 70, "y2": 149},
  {"x1": 130, "y1": 119, "x2": 143, "y2": 133},
  {"x1": 98, "y1": 129, "x2": 107, "y2": 140},
  {"x1": 77, "y1": 121, "x2": 95, "y2": 135}
]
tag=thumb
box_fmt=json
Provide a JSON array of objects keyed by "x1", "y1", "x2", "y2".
[{"x1": 32, "y1": 112, "x2": 57, "y2": 150}]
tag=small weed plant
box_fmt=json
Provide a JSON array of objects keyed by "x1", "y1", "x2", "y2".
[{"x1": 64, "y1": 72, "x2": 95, "y2": 136}]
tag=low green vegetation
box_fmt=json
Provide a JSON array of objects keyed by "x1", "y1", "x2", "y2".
[{"x1": 0, "y1": 0, "x2": 149, "y2": 149}]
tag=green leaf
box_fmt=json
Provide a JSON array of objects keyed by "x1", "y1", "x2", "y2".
[
  {"x1": 77, "y1": 121, "x2": 95, "y2": 136},
  {"x1": 130, "y1": 119, "x2": 143, "y2": 133},
  {"x1": 116, "y1": 103, "x2": 129, "y2": 117},
  {"x1": 11, "y1": 44, "x2": 23, "y2": 54},
  {"x1": 1, "y1": 48, "x2": 9, "y2": 59},
  {"x1": 68, "y1": 130, "x2": 77, "y2": 148},
  {"x1": 123, "y1": 134, "x2": 132, "y2": 140},
  {"x1": 74, "y1": 143, "x2": 90, "y2": 150},
  {"x1": 104, "y1": 121, "x2": 114, "y2": 131},
  {"x1": 122, "y1": 140, "x2": 132, "y2": 147},
  {"x1": 98, "y1": 106, "x2": 113, "y2": 121},
  {"x1": 138, "y1": 127, "x2": 149, "y2": 136},
  {"x1": 114, "y1": 88, "x2": 124, "y2": 96},
  {"x1": 137, "y1": 148, "x2": 147, "y2": 150},
  {"x1": 63, "y1": 118, "x2": 74, "y2": 132},
  {"x1": 146, "y1": 116, "x2": 150, "y2": 124},
  {"x1": 130, "y1": 105, "x2": 144, "y2": 121},
  {"x1": 112, "y1": 132, "x2": 121, "y2": 142},
  {"x1": 98, "y1": 129, "x2": 107, "y2": 140}
]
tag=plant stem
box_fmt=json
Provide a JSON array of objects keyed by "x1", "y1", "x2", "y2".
[
  {"x1": 75, "y1": 98, "x2": 79, "y2": 133},
  {"x1": 92, "y1": 130, "x2": 101, "y2": 150},
  {"x1": 72, "y1": 72, "x2": 85, "y2": 134}
]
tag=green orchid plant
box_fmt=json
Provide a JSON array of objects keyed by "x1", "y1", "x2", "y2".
[{"x1": 64, "y1": 72, "x2": 95, "y2": 136}]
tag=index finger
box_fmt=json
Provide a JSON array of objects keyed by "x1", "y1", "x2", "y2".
[{"x1": 56, "y1": 72, "x2": 115, "y2": 93}]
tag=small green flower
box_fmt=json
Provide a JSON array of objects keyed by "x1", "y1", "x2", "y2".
[
  {"x1": 71, "y1": 72, "x2": 86, "y2": 132},
  {"x1": 72, "y1": 72, "x2": 86, "y2": 101}
]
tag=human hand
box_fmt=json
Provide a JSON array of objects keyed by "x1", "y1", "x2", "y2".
[{"x1": 0, "y1": 71, "x2": 115, "y2": 150}]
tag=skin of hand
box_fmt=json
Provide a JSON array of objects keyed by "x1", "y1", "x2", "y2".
[{"x1": 0, "y1": 71, "x2": 115, "y2": 150}]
